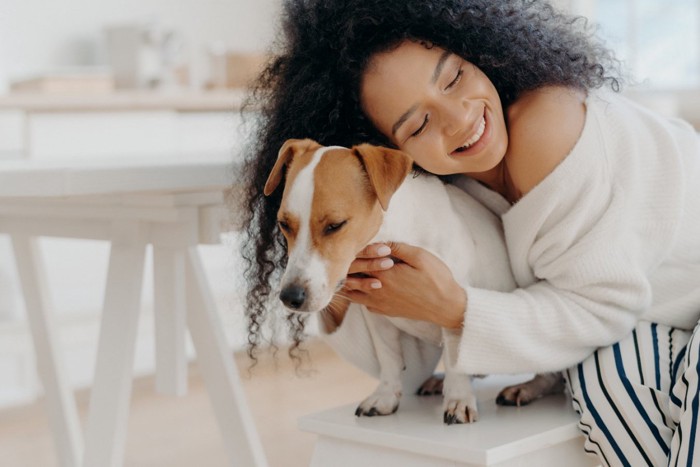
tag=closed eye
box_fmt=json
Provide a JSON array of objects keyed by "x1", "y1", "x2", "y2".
[
  {"x1": 410, "y1": 114, "x2": 429, "y2": 138},
  {"x1": 324, "y1": 220, "x2": 347, "y2": 235},
  {"x1": 446, "y1": 68, "x2": 463, "y2": 90},
  {"x1": 409, "y1": 68, "x2": 463, "y2": 139},
  {"x1": 278, "y1": 220, "x2": 290, "y2": 233}
]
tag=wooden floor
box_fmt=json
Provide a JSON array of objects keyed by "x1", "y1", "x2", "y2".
[{"x1": 0, "y1": 339, "x2": 377, "y2": 467}]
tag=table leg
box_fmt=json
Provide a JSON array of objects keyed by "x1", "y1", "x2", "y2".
[
  {"x1": 153, "y1": 246, "x2": 187, "y2": 396},
  {"x1": 82, "y1": 239, "x2": 147, "y2": 467},
  {"x1": 11, "y1": 235, "x2": 83, "y2": 467},
  {"x1": 185, "y1": 246, "x2": 268, "y2": 467}
]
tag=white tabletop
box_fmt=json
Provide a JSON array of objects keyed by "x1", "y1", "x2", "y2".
[{"x1": 0, "y1": 153, "x2": 239, "y2": 198}]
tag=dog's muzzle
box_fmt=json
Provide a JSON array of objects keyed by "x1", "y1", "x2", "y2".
[{"x1": 279, "y1": 284, "x2": 307, "y2": 310}]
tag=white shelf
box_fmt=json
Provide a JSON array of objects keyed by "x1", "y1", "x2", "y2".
[
  {"x1": 0, "y1": 90, "x2": 248, "y2": 112},
  {"x1": 300, "y1": 375, "x2": 595, "y2": 466}
]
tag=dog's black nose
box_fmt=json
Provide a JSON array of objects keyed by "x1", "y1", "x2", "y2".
[{"x1": 280, "y1": 285, "x2": 306, "y2": 309}]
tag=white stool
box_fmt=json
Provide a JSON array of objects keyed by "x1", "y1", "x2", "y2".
[
  {"x1": 0, "y1": 155, "x2": 267, "y2": 467},
  {"x1": 299, "y1": 374, "x2": 598, "y2": 467}
]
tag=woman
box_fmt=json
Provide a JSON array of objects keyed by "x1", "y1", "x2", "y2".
[{"x1": 240, "y1": 0, "x2": 700, "y2": 465}]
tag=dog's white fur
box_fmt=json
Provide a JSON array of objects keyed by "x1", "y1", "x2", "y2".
[
  {"x1": 266, "y1": 140, "x2": 561, "y2": 423},
  {"x1": 356, "y1": 156, "x2": 519, "y2": 422},
  {"x1": 358, "y1": 172, "x2": 515, "y2": 422}
]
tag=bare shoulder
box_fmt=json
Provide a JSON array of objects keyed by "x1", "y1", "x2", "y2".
[{"x1": 505, "y1": 86, "x2": 587, "y2": 197}]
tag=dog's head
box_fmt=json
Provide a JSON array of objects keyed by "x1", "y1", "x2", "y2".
[{"x1": 263, "y1": 138, "x2": 412, "y2": 312}]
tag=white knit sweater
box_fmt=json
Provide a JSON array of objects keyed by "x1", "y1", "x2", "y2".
[
  {"x1": 320, "y1": 91, "x2": 700, "y2": 377},
  {"x1": 455, "y1": 91, "x2": 700, "y2": 374}
]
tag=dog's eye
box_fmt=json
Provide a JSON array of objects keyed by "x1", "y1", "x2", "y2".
[
  {"x1": 324, "y1": 220, "x2": 347, "y2": 235},
  {"x1": 278, "y1": 220, "x2": 290, "y2": 232}
]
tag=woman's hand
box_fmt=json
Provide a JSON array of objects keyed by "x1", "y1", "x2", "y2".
[{"x1": 343, "y1": 242, "x2": 467, "y2": 329}]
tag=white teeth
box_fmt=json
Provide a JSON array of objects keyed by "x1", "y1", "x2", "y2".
[{"x1": 457, "y1": 117, "x2": 486, "y2": 151}]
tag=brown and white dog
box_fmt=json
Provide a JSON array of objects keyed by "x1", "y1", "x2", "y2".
[{"x1": 264, "y1": 138, "x2": 562, "y2": 424}]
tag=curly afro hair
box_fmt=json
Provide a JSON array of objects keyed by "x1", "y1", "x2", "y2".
[{"x1": 238, "y1": 0, "x2": 621, "y2": 364}]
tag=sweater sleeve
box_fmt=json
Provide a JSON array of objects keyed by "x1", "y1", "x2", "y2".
[{"x1": 457, "y1": 178, "x2": 653, "y2": 374}]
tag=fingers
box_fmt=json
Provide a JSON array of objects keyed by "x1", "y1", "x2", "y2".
[
  {"x1": 358, "y1": 241, "x2": 430, "y2": 266},
  {"x1": 388, "y1": 242, "x2": 429, "y2": 266},
  {"x1": 347, "y1": 257, "x2": 394, "y2": 275},
  {"x1": 346, "y1": 241, "x2": 429, "y2": 292},
  {"x1": 344, "y1": 275, "x2": 382, "y2": 292},
  {"x1": 355, "y1": 243, "x2": 392, "y2": 259},
  {"x1": 348, "y1": 242, "x2": 394, "y2": 275}
]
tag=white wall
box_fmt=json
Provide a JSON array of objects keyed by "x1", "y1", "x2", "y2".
[{"x1": 0, "y1": 0, "x2": 282, "y2": 91}]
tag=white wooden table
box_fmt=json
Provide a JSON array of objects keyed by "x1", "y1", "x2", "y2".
[
  {"x1": 300, "y1": 374, "x2": 598, "y2": 467},
  {"x1": 0, "y1": 154, "x2": 267, "y2": 467}
]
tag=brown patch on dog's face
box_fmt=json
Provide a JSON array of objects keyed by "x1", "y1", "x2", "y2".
[
  {"x1": 309, "y1": 148, "x2": 384, "y2": 289},
  {"x1": 275, "y1": 146, "x2": 384, "y2": 311},
  {"x1": 274, "y1": 141, "x2": 411, "y2": 311}
]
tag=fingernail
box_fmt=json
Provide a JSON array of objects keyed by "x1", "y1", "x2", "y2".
[
  {"x1": 371, "y1": 281, "x2": 382, "y2": 289},
  {"x1": 379, "y1": 258, "x2": 394, "y2": 269},
  {"x1": 376, "y1": 245, "x2": 391, "y2": 256}
]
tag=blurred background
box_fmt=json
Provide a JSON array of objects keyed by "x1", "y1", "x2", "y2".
[
  {"x1": 565, "y1": 0, "x2": 700, "y2": 121},
  {"x1": 0, "y1": 0, "x2": 283, "y2": 410},
  {"x1": 0, "y1": 0, "x2": 697, "y2": 465},
  {"x1": 0, "y1": 0, "x2": 279, "y2": 93}
]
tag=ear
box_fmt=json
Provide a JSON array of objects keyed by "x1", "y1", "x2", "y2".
[
  {"x1": 263, "y1": 138, "x2": 319, "y2": 196},
  {"x1": 352, "y1": 144, "x2": 413, "y2": 210}
]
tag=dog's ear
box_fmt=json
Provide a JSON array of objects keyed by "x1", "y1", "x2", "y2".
[
  {"x1": 264, "y1": 138, "x2": 319, "y2": 196},
  {"x1": 352, "y1": 144, "x2": 413, "y2": 210}
]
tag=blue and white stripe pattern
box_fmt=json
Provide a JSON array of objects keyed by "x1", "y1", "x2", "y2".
[{"x1": 567, "y1": 320, "x2": 700, "y2": 466}]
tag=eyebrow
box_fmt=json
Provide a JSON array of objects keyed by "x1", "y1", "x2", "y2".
[{"x1": 391, "y1": 50, "x2": 452, "y2": 137}]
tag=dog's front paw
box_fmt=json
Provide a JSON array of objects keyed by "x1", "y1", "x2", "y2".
[
  {"x1": 355, "y1": 389, "x2": 401, "y2": 417},
  {"x1": 443, "y1": 396, "x2": 479, "y2": 424}
]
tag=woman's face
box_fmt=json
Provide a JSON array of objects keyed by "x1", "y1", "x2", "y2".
[{"x1": 360, "y1": 41, "x2": 508, "y2": 176}]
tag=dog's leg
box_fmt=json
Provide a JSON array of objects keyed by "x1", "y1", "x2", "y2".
[
  {"x1": 355, "y1": 311, "x2": 405, "y2": 417},
  {"x1": 441, "y1": 329, "x2": 478, "y2": 424},
  {"x1": 496, "y1": 372, "x2": 565, "y2": 406}
]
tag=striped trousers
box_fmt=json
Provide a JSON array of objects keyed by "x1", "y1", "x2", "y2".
[{"x1": 567, "y1": 320, "x2": 700, "y2": 467}]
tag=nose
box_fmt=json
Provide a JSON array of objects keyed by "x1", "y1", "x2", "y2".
[
  {"x1": 442, "y1": 99, "x2": 473, "y2": 137},
  {"x1": 280, "y1": 285, "x2": 306, "y2": 310}
]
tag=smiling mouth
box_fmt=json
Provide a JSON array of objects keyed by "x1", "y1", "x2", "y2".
[{"x1": 452, "y1": 114, "x2": 486, "y2": 155}]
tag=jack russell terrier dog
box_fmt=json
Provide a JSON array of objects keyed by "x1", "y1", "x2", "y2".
[{"x1": 264, "y1": 138, "x2": 564, "y2": 424}]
